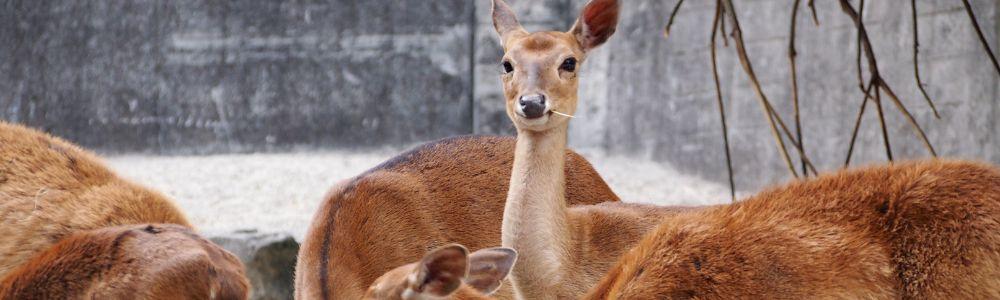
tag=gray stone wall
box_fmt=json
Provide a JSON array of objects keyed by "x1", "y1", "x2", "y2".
[{"x1": 2, "y1": 0, "x2": 999, "y2": 190}]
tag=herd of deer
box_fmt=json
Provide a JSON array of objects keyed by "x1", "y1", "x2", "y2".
[{"x1": 0, "y1": 0, "x2": 998, "y2": 299}]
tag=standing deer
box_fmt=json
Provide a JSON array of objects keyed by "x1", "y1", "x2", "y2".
[
  {"x1": 364, "y1": 244, "x2": 516, "y2": 300},
  {"x1": 294, "y1": 135, "x2": 623, "y2": 299},
  {"x1": 0, "y1": 121, "x2": 249, "y2": 298},
  {"x1": 0, "y1": 224, "x2": 249, "y2": 299},
  {"x1": 491, "y1": 0, "x2": 700, "y2": 298},
  {"x1": 584, "y1": 160, "x2": 1000, "y2": 299}
]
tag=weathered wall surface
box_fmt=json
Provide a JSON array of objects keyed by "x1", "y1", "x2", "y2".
[
  {"x1": 0, "y1": 0, "x2": 473, "y2": 153},
  {"x1": 2, "y1": 0, "x2": 999, "y2": 190}
]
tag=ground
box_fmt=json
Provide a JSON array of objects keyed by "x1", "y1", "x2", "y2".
[{"x1": 106, "y1": 149, "x2": 734, "y2": 241}]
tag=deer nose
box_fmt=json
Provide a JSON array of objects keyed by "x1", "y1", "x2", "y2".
[{"x1": 518, "y1": 94, "x2": 547, "y2": 119}]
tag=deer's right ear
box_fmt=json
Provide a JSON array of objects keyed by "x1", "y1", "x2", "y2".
[
  {"x1": 492, "y1": 0, "x2": 525, "y2": 46},
  {"x1": 414, "y1": 244, "x2": 470, "y2": 297},
  {"x1": 569, "y1": 0, "x2": 620, "y2": 51},
  {"x1": 464, "y1": 247, "x2": 518, "y2": 295}
]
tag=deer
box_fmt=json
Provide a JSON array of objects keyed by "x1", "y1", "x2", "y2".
[
  {"x1": 0, "y1": 121, "x2": 198, "y2": 277},
  {"x1": 0, "y1": 121, "x2": 249, "y2": 297},
  {"x1": 294, "y1": 134, "x2": 625, "y2": 300},
  {"x1": 364, "y1": 244, "x2": 517, "y2": 300},
  {"x1": 583, "y1": 160, "x2": 1000, "y2": 299},
  {"x1": 0, "y1": 223, "x2": 250, "y2": 299},
  {"x1": 490, "y1": 0, "x2": 704, "y2": 298}
]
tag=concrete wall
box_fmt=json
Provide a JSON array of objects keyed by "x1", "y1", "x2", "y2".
[{"x1": 2, "y1": 0, "x2": 999, "y2": 190}]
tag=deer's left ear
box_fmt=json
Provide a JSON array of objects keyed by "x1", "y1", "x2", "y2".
[{"x1": 569, "y1": 0, "x2": 621, "y2": 52}]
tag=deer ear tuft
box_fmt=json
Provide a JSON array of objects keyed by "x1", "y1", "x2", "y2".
[{"x1": 569, "y1": 0, "x2": 621, "y2": 51}]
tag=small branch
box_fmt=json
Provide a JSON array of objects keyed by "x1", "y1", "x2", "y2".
[
  {"x1": 873, "y1": 82, "x2": 893, "y2": 161},
  {"x1": 961, "y1": 0, "x2": 1000, "y2": 77},
  {"x1": 879, "y1": 83, "x2": 937, "y2": 156},
  {"x1": 710, "y1": 0, "x2": 735, "y2": 202},
  {"x1": 839, "y1": 0, "x2": 936, "y2": 159},
  {"x1": 789, "y1": 0, "x2": 806, "y2": 175},
  {"x1": 911, "y1": 0, "x2": 940, "y2": 118},
  {"x1": 807, "y1": 0, "x2": 819, "y2": 26},
  {"x1": 721, "y1": 0, "x2": 803, "y2": 178},
  {"x1": 663, "y1": 0, "x2": 686, "y2": 40},
  {"x1": 845, "y1": 82, "x2": 875, "y2": 166}
]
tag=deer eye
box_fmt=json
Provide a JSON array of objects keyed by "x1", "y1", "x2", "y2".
[
  {"x1": 501, "y1": 61, "x2": 514, "y2": 74},
  {"x1": 560, "y1": 57, "x2": 577, "y2": 72}
]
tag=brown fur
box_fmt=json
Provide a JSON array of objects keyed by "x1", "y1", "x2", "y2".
[
  {"x1": 0, "y1": 224, "x2": 249, "y2": 299},
  {"x1": 0, "y1": 121, "x2": 192, "y2": 278},
  {"x1": 294, "y1": 135, "x2": 622, "y2": 299},
  {"x1": 585, "y1": 160, "x2": 1000, "y2": 299}
]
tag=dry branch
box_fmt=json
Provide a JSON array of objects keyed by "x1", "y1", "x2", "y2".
[
  {"x1": 807, "y1": 0, "x2": 819, "y2": 26},
  {"x1": 789, "y1": 0, "x2": 806, "y2": 175},
  {"x1": 838, "y1": 0, "x2": 937, "y2": 164},
  {"x1": 710, "y1": 0, "x2": 735, "y2": 201},
  {"x1": 910, "y1": 0, "x2": 940, "y2": 119},
  {"x1": 663, "y1": 0, "x2": 685, "y2": 40},
  {"x1": 961, "y1": 0, "x2": 1000, "y2": 77},
  {"x1": 720, "y1": 0, "x2": 819, "y2": 177},
  {"x1": 845, "y1": 82, "x2": 875, "y2": 166}
]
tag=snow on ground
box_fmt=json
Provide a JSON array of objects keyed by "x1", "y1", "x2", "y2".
[{"x1": 107, "y1": 149, "x2": 733, "y2": 241}]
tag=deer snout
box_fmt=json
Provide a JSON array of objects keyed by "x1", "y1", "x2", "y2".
[{"x1": 517, "y1": 94, "x2": 547, "y2": 119}]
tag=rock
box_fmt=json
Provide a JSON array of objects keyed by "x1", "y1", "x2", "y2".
[{"x1": 209, "y1": 230, "x2": 299, "y2": 300}]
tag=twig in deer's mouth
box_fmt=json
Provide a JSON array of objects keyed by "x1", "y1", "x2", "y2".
[{"x1": 550, "y1": 110, "x2": 576, "y2": 118}]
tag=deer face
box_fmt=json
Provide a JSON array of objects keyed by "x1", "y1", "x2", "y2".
[
  {"x1": 363, "y1": 244, "x2": 516, "y2": 300},
  {"x1": 492, "y1": 0, "x2": 620, "y2": 132}
]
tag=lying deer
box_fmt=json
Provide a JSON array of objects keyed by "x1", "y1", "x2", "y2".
[
  {"x1": 0, "y1": 122, "x2": 194, "y2": 277},
  {"x1": 0, "y1": 122, "x2": 249, "y2": 298},
  {"x1": 584, "y1": 160, "x2": 1000, "y2": 299},
  {"x1": 295, "y1": 135, "x2": 622, "y2": 299},
  {"x1": 490, "y1": 0, "x2": 700, "y2": 298},
  {"x1": 364, "y1": 244, "x2": 516, "y2": 300},
  {"x1": 0, "y1": 223, "x2": 249, "y2": 299}
]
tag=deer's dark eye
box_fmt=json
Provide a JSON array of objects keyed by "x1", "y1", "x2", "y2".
[
  {"x1": 560, "y1": 57, "x2": 577, "y2": 72},
  {"x1": 501, "y1": 61, "x2": 514, "y2": 74}
]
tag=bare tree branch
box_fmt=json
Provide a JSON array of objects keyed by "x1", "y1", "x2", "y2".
[
  {"x1": 845, "y1": 82, "x2": 875, "y2": 166},
  {"x1": 664, "y1": 0, "x2": 685, "y2": 40},
  {"x1": 807, "y1": 0, "x2": 819, "y2": 26},
  {"x1": 911, "y1": 0, "x2": 940, "y2": 119},
  {"x1": 721, "y1": 0, "x2": 820, "y2": 178},
  {"x1": 789, "y1": 0, "x2": 806, "y2": 175},
  {"x1": 839, "y1": 0, "x2": 936, "y2": 162},
  {"x1": 961, "y1": 0, "x2": 1000, "y2": 77},
  {"x1": 873, "y1": 82, "x2": 893, "y2": 161},
  {"x1": 710, "y1": 0, "x2": 735, "y2": 201},
  {"x1": 878, "y1": 83, "x2": 937, "y2": 156}
]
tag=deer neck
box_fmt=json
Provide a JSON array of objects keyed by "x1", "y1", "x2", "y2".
[{"x1": 502, "y1": 123, "x2": 572, "y2": 299}]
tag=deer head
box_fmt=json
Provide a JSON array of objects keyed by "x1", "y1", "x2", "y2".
[
  {"x1": 364, "y1": 244, "x2": 517, "y2": 299},
  {"x1": 493, "y1": 0, "x2": 620, "y2": 132}
]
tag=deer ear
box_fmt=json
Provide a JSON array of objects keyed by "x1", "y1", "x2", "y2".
[
  {"x1": 414, "y1": 244, "x2": 470, "y2": 297},
  {"x1": 463, "y1": 247, "x2": 518, "y2": 295},
  {"x1": 569, "y1": 0, "x2": 621, "y2": 51},
  {"x1": 492, "y1": 0, "x2": 525, "y2": 46}
]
